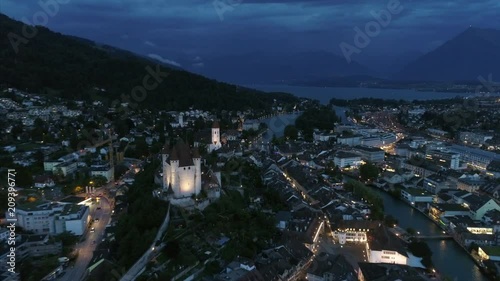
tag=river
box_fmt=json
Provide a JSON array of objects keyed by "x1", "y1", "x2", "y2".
[{"x1": 370, "y1": 187, "x2": 488, "y2": 281}]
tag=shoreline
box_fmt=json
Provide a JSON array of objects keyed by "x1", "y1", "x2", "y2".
[{"x1": 373, "y1": 185, "x2": 492, "y2": 280}]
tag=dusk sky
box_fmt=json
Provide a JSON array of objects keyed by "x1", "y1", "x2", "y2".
[{"x1": 2, "y1": 0, "x2": 499, "y2": 69}]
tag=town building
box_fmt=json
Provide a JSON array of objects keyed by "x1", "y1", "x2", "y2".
[
  {"x1": 457, "y1": 174, "x2": 486, "y2": 193},
  {"x1": 336, "y1": 135, "x2": 362, "y2": 146},
  {"x1": 365, "y1": 225, "x2": 408, "y2": 265},
  {"x1": 478, "y1": 246, "x2": 500, "y2": 262},
  {"x1": 459, "y1": 131, "x2": 493, "y2": 145},
  {"x1": 334, "y1": 151, "x2": 362, "y2": 168},
  {"x1": 357, "y1": 262, "x2": 428, "y2": 281},
  {"x1": 448, "y1": 144, "x2": 500, "y2": 170},
  {"x1": 7, "y1": 201, "x2": 90, "y2": 235},
  {"x1": 306, "y1": 253, "x2": 357, "y2": 281},
  {"x1": 429, "y1": 203, "x2": 470, "y2": 221},
  {"x1": 401, "y1": 189, "x2": 434, "y2": 205},
  {"x1": 207, "y1": 121, "x2": 222, "y2": 153},
  {"x1": 354, "y1": 145, "x2": 385, "y2": 163},
  {"x1": 486, "y1": 160, "x2": 500, "y2": 179},
  {"x1": 90, "y1": 161, "x2": 114, "y2": 183},
  {"x1": 425, "y1": 150, "x2": 461, "y2": 170},
  {"x1": 423, "y1": 174, "x2": 454, "y2": 194},
  {"x1": 361, "y1": 133, "x2": 397, "y2": 148},
  {"x1": 333, "y1": 220, "x2": 378, "y2": 244},
  {"x1": 33, "y1": 175, "x2": 56, "y2": 188}
]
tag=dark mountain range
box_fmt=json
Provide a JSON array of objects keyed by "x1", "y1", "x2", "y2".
[
  {"x1": 0, "y1": 14, "x2": 297, "y2": 111},
  {"x1": 395, "y1": 27, "x2": 500, "y2": 81},
  {"x1": 189, "y1": 50, "x2": 374, "y2": 84}
]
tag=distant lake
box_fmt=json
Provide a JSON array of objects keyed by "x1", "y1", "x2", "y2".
[{"x1": 248, "y1": 85, "x2": 470, "y2": 104}]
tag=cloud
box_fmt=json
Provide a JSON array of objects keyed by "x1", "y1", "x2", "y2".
[
  {"x1": 144, "y1": 40, "x2": 156, "y2": 47},
  {"x1": 147, "y1": 53, "x2": 181, "y2": 67},
  {"x1": 192, "y1": 62, "x2": 204, "y2": 67},
  {"x1": 120, "y1": 34, "x2": 129, "y2": 39}
]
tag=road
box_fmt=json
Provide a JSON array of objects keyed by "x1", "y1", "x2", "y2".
[{"x1": 58, "y1": 194, "x2": 112, "y2": 281}]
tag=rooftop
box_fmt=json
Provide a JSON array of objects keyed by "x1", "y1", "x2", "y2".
[
  {"x1": 430, "y1": 203, "x2": 469, "y2": 212},
  {"x1": 335, "y1": 151, "x2": 361, "y2": 159},
  {"x1": 368, "y1": 224, "x2": 408, "y2": 257},
  {"x1": 358, "y1": 262, "x2": 427, "y2": 281},
  {"x1": 402, "y1": 188, "x2": 433, "y2": 197}
]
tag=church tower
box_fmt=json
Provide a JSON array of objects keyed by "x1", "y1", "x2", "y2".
[{"x1": 209, "y1": 120, "x2": 222, "y2": 152}]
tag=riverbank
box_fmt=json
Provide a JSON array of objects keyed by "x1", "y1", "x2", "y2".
[{"x1": 371, "y1": 185, "x2": 492, "y2": 280}]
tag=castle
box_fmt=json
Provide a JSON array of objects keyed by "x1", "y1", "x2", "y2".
[{"x1": 161, "y1": 140, "x2": 202, "y2": 199}]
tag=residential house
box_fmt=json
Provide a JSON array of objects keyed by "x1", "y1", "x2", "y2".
[
  {"x1": 483, "y1": 210, "x2": 500, "y2": 233},
  {"x1": 401, "y1": 189, "x2": 434, "y2": 205},
  {"x1": 7, "y1": 201, "x2": 90, "y2": 235},
  {"x1": 424, "y1": 174, "x2": 454, "y2": 194},
  {"x1": 354, "y1": 145, "x2": 385, "y2": 163},
  {"x1": 357, "y1": 262, "x2": 428, "y2": 281},
  {"x1": 478, "y1": 246, "x2": 500, "y2": 262},
  {"x1": 90, "y1": 162, "x2": 114, "y2": 183},
  {"x1": 333, "y1": 220, "x2": 379, "y2": 245},
  {"x1": 429, "y1": 203, "x2": 470, "y2": 221},
  {"x1": 487, "y1": 160, "x2": 500, "y2": 179},
  {"x1": 334, "y1": 151, "x2": 362, "y2": 169},
  {"x1": 306, "y1": 253, "x2": 357, "y2": 281},
  {"x1": 461, "y1": 193, "x2": 500, "y2": 221},
  {"x1": 34, "y1": 175, "x2": 56, "y2": 188},
  {"x1": 457, "y1": 174, "x2": 486, "y2": 193},
  {"x1": 366, "y1": 225, "x2": 408, "y2": 265},
  {"x1": 337, "y1": 135, "x2": 362, "y2": 146}
]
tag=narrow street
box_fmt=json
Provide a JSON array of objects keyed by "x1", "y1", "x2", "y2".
[{"x1": 57, "y1": 191, "x2": 113, "y2": 281}]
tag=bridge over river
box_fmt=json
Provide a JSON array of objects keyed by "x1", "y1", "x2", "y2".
[{"x1": 415, "y1": 235, "x2": 453, "y2": 240}]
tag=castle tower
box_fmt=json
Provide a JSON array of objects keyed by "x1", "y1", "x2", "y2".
[
  {"x1": 169, "y1": 147, "x2": 179, "y2": 194},
  {"x1": 193, "y1": 147, "x2": 202, "y2": 195}
]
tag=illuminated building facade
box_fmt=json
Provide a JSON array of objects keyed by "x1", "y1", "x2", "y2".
[{"x1": 161, "y1": 140, "x2": 202, "y2": 198}]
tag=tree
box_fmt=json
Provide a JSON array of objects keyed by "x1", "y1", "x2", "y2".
[
  {"x1": 359, "y1": 162, "x2": 379, "y2": 181},
  {"x1": 164, "y1": 239, "x2": 180, "y2": 260},
  {"x1": 205, "y1": 261, "x2": 221, "y2": 275},
  {"x1": 284, "y1": 125, "x2": 298, "y2": 140},
  {"x1": 90, "y1": 175, "x2": 107, "y2": 187},
  {"x1": 406, "y1": 227, "x2": 416, "y2": 235},
  {"x1": 408, "y1": 240, "x2": 433, "y2": 268},
  {"x1": 384, "y1": 215, "x2": 399, "y2": 227}
]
